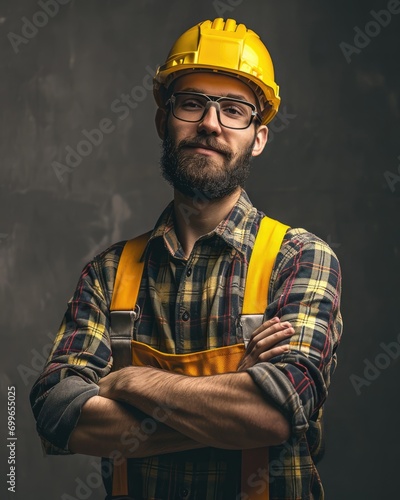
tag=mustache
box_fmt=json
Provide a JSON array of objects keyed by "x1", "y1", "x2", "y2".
[{"x1": 177, "y1": 137, "x2": 233, "y2": 159}]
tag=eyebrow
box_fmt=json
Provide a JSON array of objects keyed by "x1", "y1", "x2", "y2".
[{"x1": 178, "y1": 87, "x2": 252, "y2": 102}]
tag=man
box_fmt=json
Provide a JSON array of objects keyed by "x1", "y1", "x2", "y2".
[{"x1": 30, "y1": 18, "x2": 342, "y2": 500}]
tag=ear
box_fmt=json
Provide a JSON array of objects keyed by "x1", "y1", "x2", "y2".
[
  {"x1": 251, "y1": 125, "x2": 268, "y2": 157},
  {"x1": 155, "y1": 108, "x2": 167, "y2": 139}
]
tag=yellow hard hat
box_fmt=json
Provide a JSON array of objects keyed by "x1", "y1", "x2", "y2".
[{"x1": 153, "y1": 18, "x2": 280, "y2": 125}]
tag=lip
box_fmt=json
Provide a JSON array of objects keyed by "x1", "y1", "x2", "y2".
[{"x1": 185, "y1": 143, "x2": 225, "y2": 155}]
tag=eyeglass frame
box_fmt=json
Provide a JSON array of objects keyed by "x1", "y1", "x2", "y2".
[{"x1": 165, "y1": 91, "x2": 262, "y2": 130}]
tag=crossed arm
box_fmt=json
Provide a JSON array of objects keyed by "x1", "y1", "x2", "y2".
[
  {"x1": 69, "y1": 318, "x2": 293, "y2": 458},
  {"x1": 36, "y1": 232, "x2": 342, "y2": 459}
]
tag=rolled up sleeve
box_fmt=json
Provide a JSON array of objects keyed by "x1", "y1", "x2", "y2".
[
  {"x1": 247, "y1": 229, "x2": 343, "y2": 436},
  {"x1": 30, "y1": 244, "x2": 123, "y2": 454}
]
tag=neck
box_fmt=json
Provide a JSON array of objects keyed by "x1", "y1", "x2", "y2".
[{"x1": 173, "y1": 187, "x2": 242, "y2": 258}]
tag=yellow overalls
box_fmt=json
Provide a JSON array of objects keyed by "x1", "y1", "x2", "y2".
[{"x1": 108, "y1": 216, "x2": 290, "y2": 499}]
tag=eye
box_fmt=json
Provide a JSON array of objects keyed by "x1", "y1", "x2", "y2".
[
  {"x1": 179, "y1": 98, "x2": 205, "y2": 110},
  {"x1": 221, "y1": 102, "x2": 247, "y2": 118}
]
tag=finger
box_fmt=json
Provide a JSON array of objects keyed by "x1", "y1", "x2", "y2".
[
  {"x1": 258, "y1": 321, "x2": 293, "y2": 339},
  {"x1": 250, "y1": 318, "x2": 293, "y2": 342},
  {"x1": 258, "y1": 344, "x2": 290, "y2": 362},
  {"x1": 247, "y1": 328, "x2": 294, "y2": 359},
  {"x1": 251, "y1": 316, "x2": 280, "y2": 337},
  {"x1": 250, "y1": 321, "x2": 294, "y2": 345}
]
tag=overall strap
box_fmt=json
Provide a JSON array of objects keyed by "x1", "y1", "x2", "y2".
[
  {"x1": 243, "y1": 216, "x2": 290, "y2": 314},
  {"x1": 240, "y1": 216, "x2": 289, "y2": 500},
  {"x1": 110, "y1": 231, "x2": 151, "y2": 311},
  {"x1": 109, "y1": 231, "x2": 150, "y2": 371},
  {"x1": 239, "y1": 216, "x2": 290, "y2": 347}
]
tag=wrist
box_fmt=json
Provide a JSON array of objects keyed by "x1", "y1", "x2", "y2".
[
  {"x1": 113, "y1": 366, "x2": 141, "y2": 401},
  {"x1": 112, "y1": 366, "x2": 169, "y2": 404}
]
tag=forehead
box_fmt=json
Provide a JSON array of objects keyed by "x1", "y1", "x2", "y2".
[{"x1": 172, "y1": 72, "x2": 257, "y2": 104}]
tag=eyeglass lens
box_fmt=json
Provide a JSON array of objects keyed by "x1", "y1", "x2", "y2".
[{"x1": 171, "y1": 93, "x2": 255, "y2": 129}]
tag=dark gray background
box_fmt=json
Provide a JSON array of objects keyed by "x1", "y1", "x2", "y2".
[{"x1": 1, "y1": 0, "x2": 399, "y2": 498}]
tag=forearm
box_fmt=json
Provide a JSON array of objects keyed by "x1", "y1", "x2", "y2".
[
  {"x1": 100, "y1": 367, "x2": 290, "y2": 449},
  {"x1": 69, "y1": 395, "x2": 204, "y2": 458}
]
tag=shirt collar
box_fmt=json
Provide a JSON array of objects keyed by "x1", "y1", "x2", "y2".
[{"x1": 144, "y1": 190, "x2": 258, "y2": 259}]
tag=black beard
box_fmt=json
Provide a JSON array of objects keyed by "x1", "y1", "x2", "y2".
[{"x1": 160, "y1": 131, "x2": 255, "y2": 200}]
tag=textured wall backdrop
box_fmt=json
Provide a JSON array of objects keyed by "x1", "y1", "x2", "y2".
[{"x1": 1, "y1": 0, "x2": 399, "y2": 498}]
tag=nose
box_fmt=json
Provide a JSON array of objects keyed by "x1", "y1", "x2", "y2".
[{"x1": 197, "y1": 102, "x2": 222, "y2": 135}]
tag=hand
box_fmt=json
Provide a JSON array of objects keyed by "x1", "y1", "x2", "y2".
[{"x1": 237, "y1": 317, "x2": 294, "y2": 371}]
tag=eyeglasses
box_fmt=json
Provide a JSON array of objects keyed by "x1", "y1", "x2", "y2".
[{"x1": 166, "y1": 91, "x2": 261, "y2": 130}]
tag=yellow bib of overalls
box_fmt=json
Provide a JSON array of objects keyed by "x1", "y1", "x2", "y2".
[{"x1": 109, "y1": 216, "x2": 290, "y2": 499}]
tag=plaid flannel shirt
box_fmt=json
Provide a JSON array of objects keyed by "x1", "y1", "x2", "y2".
[{"x1": 30, "y1": 191, "x2": 342, "y2": 500}]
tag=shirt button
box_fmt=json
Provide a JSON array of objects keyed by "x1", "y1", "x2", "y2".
[
  {"x1": 186, "y1": 267, "x2": 192, "y2": 277},
  {"x1": 179, "y1": 487, "x2": 190, "y2": 498},
  {"x1": 182, "y1": 311, "x2": 190, "y2": 321}
]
